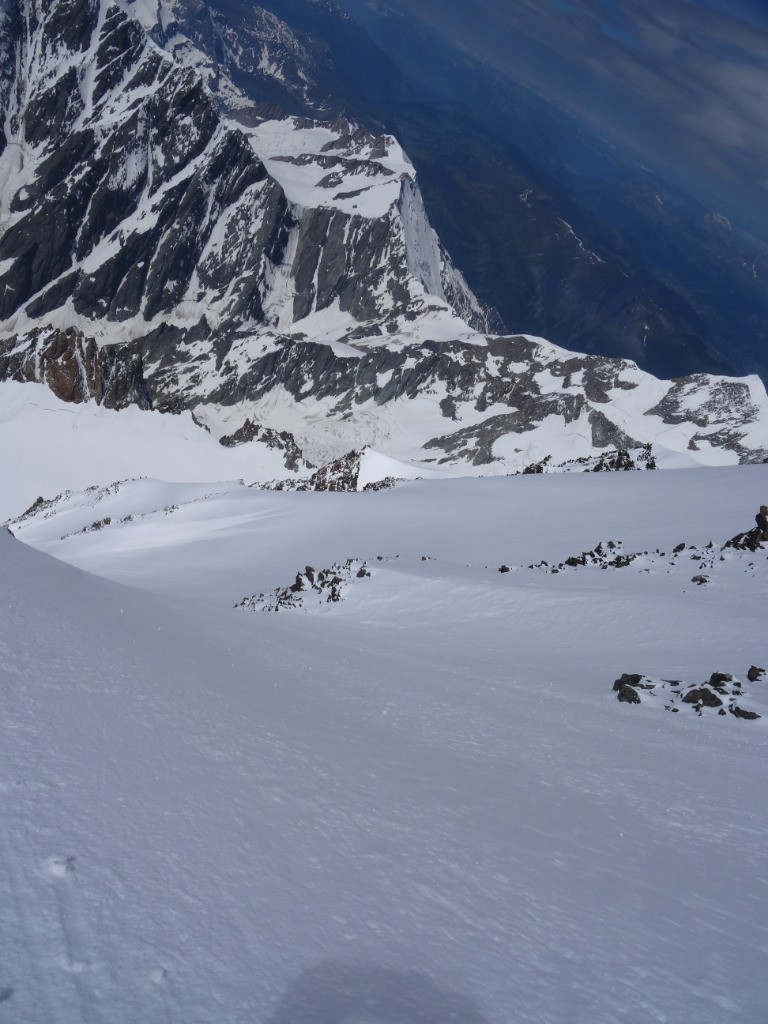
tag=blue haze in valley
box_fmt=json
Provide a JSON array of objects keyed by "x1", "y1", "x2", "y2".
[{"x1": 338, "y1": 0, "x2": 768, "y2": 242}]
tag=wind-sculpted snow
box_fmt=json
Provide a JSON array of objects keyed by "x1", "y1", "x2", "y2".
[{"x1": 3, "y1": 465, "x2": 768, "y2": 1022}]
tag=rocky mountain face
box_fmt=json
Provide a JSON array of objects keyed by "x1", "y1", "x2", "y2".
[
  {"x1": 333, "y1": 0, "x2": 768, "y2": 385},
  {"x1": 0, "y1": 0, "x2": 767, "y2": 475},
  {"x1": 131, "y1": 0, "x2": 362, "y2": 122}
]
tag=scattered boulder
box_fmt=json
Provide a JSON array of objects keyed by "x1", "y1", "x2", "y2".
[
  {"x1": 681, "y1": 687, "x2": 723, "y2": 709},
  {"x1": 617, "y1": 684, "x2": 642, "y2": 704},
  {"x1": 236, "y1": 558, "x2": 373, "y2": 612},
  {"x1": 613, "y1": 671, "x2": 760, "y2": 719},
  {"x1": 709, "y1": 672, "x2": 733, "y2": 688},
  {"x1": 730, "y1": 705, "x2": 761, "y2": 720},
  {"x1": 723, "y1": 528, "x2": 764, "y2": 552},
  {"x1": 612, "y1": 672, "x2": 646, "y2": 692},
  {"x1": 532, "y1": 540, "x2": 641, "y2": 573},
  {"x1": 747, "y1": 665, "x2": 765, "y2": 682}
]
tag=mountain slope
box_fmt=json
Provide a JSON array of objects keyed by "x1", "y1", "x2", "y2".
[
  {"x1": 0, "y1": 0, "x2": 486, "y2": 342},
  {"x1": 331, "y1": 0, "x2": 768, "y2": 383},
  {"x1": 1, "y1": 0, "x2": 767, "y2": 472},
  {"x1": 3, "y1": 465, "x2": 767, "y2": 1023}
]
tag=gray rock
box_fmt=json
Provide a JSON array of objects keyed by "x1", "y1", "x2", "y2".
[
  {"x1": 681, "y1": 687, "x2": 723, "y2": 708},
  {"x1": 617, "y1": 684, "x2": 642, "y2": 704},
  {"x1": 729, "y1": 705, "x2": 761, "y2": 720}
]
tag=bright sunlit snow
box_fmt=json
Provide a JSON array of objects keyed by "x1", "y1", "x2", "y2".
[
  {"x1": 2, "y1": 452, "x2": 767, "y2": 1024},
  {"x1": 0, "y1": 382, "x2": 311, "y2": 521}
]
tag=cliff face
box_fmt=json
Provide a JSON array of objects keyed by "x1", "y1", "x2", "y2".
[
  {"x1": 1, "y1": 0, "x2": 767, "y2": 471},
  {"x1": 0, "y1": 2, "x2": 484, "y2": 343}
]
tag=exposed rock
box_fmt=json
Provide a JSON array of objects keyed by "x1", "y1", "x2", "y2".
[
  {"x1": 522, "y1": 456, "x2": 551, "y2": 474},
  {"x1": 613, "y1": 671, "x2": 760, "y2": 719},
  {"x1": 0, "y1": 327, "x2": 149, "y2": 409},
  {"x1": 723, "y1": 528, "x2": 765, "y2": 552},
  {"x1": 747, "y1": 665, "x2": 765, "y2": 682},
  {"x1": 681, "y1": 687, "x2": 723, "y2": 708},
  {"x1": 236, "y1": 558, "x2": 372, "y2": 611},
  {"x1": 729, "y1": 705, "x2": 761, "y2": 720},
  {"x1": 219, "y1": 418, "x2": 310, "y2": 471},
  {"x1": 533, "y1": 540, "x2": 640, "y2": 573},
  {"x1": 612, "y1": 673, "x2": 646, "y2": 692},
  {"x1": 617, "y1": 684, "x2": 641, "y2": 704},
  {"x1": 362, "y1": 477, "x2": 397, "y2": 492},
  {"x1": 709, "y1": 672, "x2": 733, "y2": 688},
  {"x1": 307, "y1": 450, "x2": 363, "y2": 492},
  {"x1": 261, "y1": 448, "x2": 402, "y2": 492}
]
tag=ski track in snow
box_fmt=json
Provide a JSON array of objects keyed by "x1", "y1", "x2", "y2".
[{"x1": 2, "y1": 462, "x2": 768, "y2": 1023}]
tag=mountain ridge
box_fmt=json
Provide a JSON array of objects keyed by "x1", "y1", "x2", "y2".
[{"x1": 1, "y1": 0, "x2": 767, "y2": 475}]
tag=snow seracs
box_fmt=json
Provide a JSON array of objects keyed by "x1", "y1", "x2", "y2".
[{"x1": 0, "y1": 0, "x2": 767, "y2": 472}]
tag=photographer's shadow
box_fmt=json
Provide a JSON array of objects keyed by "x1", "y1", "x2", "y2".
[{"x1": 268, "y1": 961, "x2": 488, "y2": 1023}]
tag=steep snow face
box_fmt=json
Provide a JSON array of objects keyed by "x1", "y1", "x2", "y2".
[
  {"x1": 248, "y1": 118, "x2": 410, "y2": 219},
  {"x1": 3, "y1": 466, "x2": 768, "y2": 1023}
]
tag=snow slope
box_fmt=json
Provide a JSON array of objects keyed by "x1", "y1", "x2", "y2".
[
  {"x1": 0, "y1": 381, "x2": 312, "y2": 520},
  {"x1": 2, "y1": 462, "x2": 767, "y2": 1024}
]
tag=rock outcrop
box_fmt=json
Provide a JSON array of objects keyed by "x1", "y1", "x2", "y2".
[{"x1": 612, "y1": 672, "x2": 761, "y2": 719}]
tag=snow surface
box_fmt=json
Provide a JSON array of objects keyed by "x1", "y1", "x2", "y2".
[
  {"x1": 0, "y1": 382, "x2": 307, "y2": 520},
  {"x1": 2, "y1": 453, "x2": 767, "y2": 1023},
  {"x1": 249, "y1": 119, "x2": 411, "y2": 219}
]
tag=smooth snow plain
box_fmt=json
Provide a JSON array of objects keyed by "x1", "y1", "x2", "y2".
[{"x1": 2, "y1": 443, "x2": 768, "y2": 1023}]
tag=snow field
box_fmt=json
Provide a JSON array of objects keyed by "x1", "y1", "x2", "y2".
[
  {"x1": 2, "y1": 460, "x2": 767, "y2": 1023},
  {"x1": 0, "y1": 382, "x2": 310, "y2": 521}
]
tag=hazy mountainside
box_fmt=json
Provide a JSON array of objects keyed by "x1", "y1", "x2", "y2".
[
  {"x1": 165, "y1": 0, "x2": 768, "y2": 384},
  {"x1": 1, "y1": 0, "x2": 768, "y2": 473}
]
